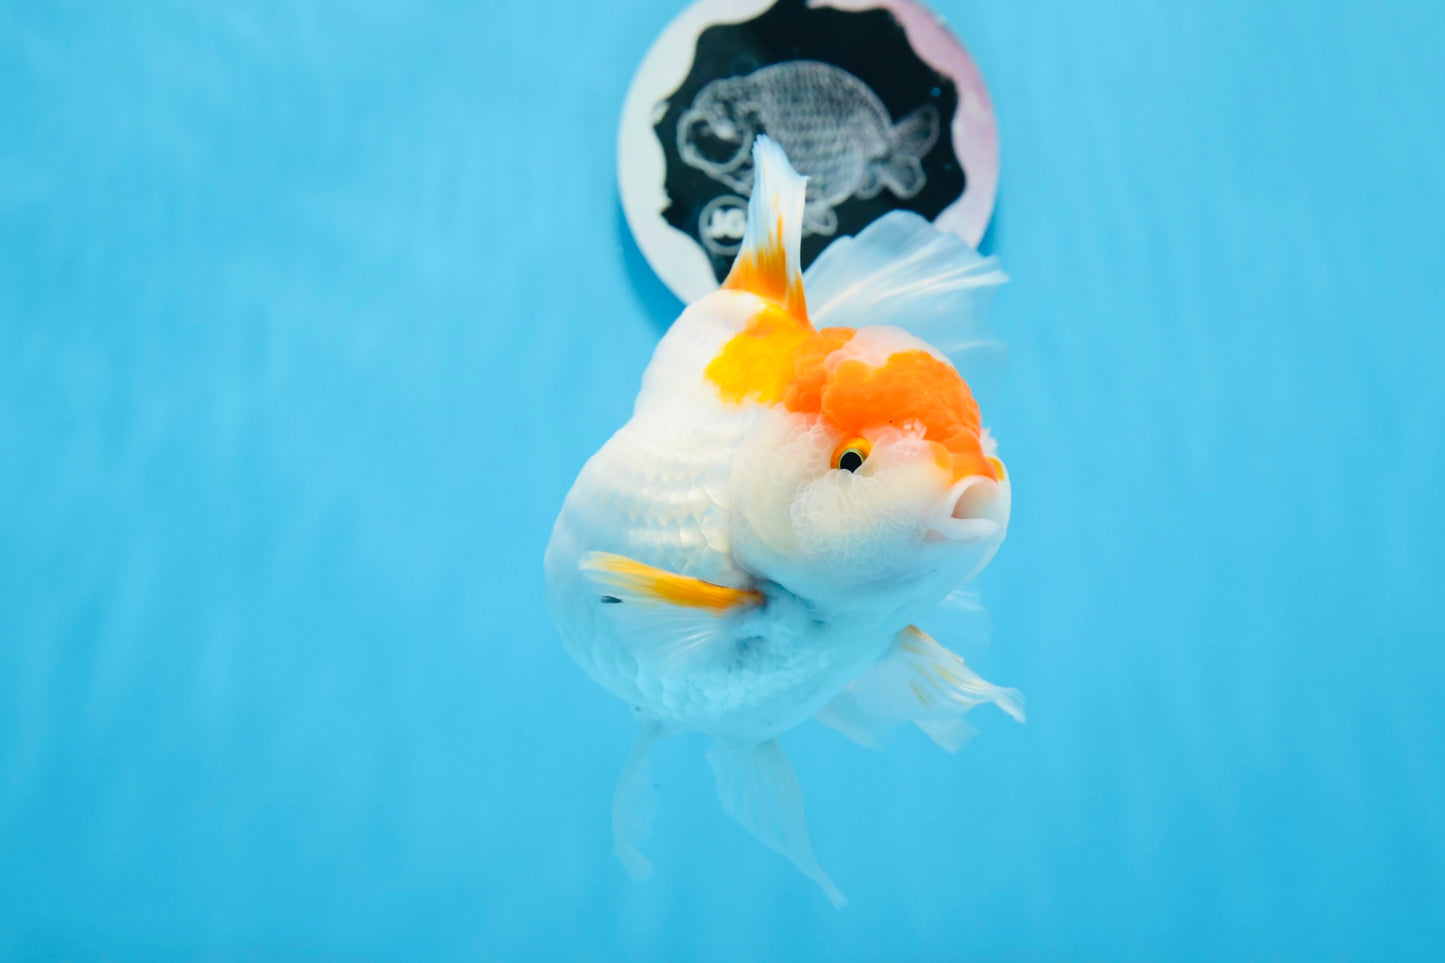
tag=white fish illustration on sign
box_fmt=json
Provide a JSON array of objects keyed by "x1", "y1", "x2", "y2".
[{"x1": 677, "y1": 60, "x2": 941, "y2": 236}]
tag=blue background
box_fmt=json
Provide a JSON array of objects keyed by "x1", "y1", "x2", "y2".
[{"x1": 2, "y1": 1, "x2": 1442, "y2": 958}]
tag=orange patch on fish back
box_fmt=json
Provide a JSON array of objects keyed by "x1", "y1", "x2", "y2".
[
  {"x1": 584, "y1": 552, "x2": 763, "y2": 613},
  {"x1": 723, "y1": 213, "x2": 808, "y2": 320},
  {"x1": 782, "y1": 326, "x2": 856, "y2": 413},
  {"x1": 706, "y1": 307, "x2": 836, "y2": 405}
]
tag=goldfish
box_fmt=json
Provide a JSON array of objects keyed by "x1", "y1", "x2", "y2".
[
  {"x1": 545, "y1": 138, "x2": 1021, "y2": 906},
  {"x1": 677, "y1": 60, "x2": 940, "y2": 236}
]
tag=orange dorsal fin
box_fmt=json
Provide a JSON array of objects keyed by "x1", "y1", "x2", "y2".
[{"x1": 722, "y1": 137, "x2": 808, "y2": 321}]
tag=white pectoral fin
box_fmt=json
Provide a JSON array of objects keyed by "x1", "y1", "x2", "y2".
[
  {"x1": 817, "y1": 625, "x2": 1025, "y2": 753},
  {"x1": 813, "y1": 687, "x2": 896, "y2": 751},
  {"x1": 803, "y1": 211, "x2": 1008, "y2": 385},
  {"x1": 579, "y1": 552, "x2": 761, "y2": 677},
  {"x1": 706, "y1": 739, "x2": 847, "y2": 908}
]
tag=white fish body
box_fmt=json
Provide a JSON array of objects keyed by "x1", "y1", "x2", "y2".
[
  {"x1": 545, "y1": 139, "x2": 1021, "y2": 904},
  {"x1": 548, "y1": 291, "x2": 904, "y2": 737}
]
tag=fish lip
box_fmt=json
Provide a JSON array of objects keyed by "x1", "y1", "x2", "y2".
[
  {"x1": 927, "y1": 476, "x2": 1007, "y2": 542},
  {"x1": 926, "y1": 517, "x2": 1003, "y2": 543}
]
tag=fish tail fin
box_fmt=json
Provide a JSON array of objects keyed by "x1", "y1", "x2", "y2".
[
  {"x1": 892, "y1": 103, "x2": 941, "y2": 156},
  {"x1": 723, "y1": 135, "x2": 809, "y2": 320},
  {"x1": 706, "y1": 738, "x2": 847, "y2": 908},
  {"x1": 878, "y1": 104, "x2": 940, "y2": 198},
  {"x1": 613, "y1": 722, "x2": 666, "y2": 881},
  {"x1": 802, "y1": 210, "x2": 1008, "y2": 386},
  {"x1": 878, "y1": 153, "x2": 926, "y2": 198}
]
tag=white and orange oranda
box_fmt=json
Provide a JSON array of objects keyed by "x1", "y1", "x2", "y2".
[{"x1": 545, "y1": 138, "x2": 1022, "y2": 905}]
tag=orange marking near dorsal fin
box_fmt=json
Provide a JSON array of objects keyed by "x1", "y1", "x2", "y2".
[
  {"x1": 722, "y1": 138, "x2": 809, "y2": 320},
  {"x1": 724, "y1": 213, "x2": 808, "y2": 320},
  {"x1": 705, "y1": 305, "x2": 818, "y2": 405},
  {"x1": 582, "y1": 552, "x2": 763, "y2": 613}
]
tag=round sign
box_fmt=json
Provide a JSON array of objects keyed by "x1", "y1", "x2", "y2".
[{"x1": 619, "y1": 0, "x2": 1000, "y2": 304}]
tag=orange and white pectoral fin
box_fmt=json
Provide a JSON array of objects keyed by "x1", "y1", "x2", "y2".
[
  {"x1": 722, "y1": 136, "x2": 809, "y2": 321},
  {"x1": 816, "y1": 625, "x2": 1025, "y2": 753},
  {"x1": 802, "y1": 210, "x2": 1009, "y2": 387},
  {"x1": 706, "y1": 738, "x2": 847, "y2": 908},
  {"x1": 579, "y1": 551, "x2": 762, "y2": 677}
]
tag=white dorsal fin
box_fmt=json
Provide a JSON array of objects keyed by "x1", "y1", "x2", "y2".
[
  {"x1": 802, "y1": 211, "x2": 1008, "y2": 383},
  {"x1": 722, "y1": 136, "x2": 809, "y2": 320}
]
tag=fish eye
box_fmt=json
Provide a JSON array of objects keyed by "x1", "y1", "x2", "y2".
[{"x1": 832, "y1": 438, "x2": 871, "y2": 473}]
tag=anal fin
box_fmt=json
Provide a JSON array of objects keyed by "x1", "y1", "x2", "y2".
[
  {"x1": 707, "y1": 739, "x2": 847, "y2": 908},
  {"x1": 613, "y1": 722, "x2": 664, "y2": 881}
]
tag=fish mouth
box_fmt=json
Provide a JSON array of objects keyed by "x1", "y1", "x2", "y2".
[{"x1": 928, "y1": 476, "x2": 1008, "y2": 542}]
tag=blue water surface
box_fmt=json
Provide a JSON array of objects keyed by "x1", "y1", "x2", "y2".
[{"x1": 2, "y1": 1, "x2": 1442, "y2": 958}]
